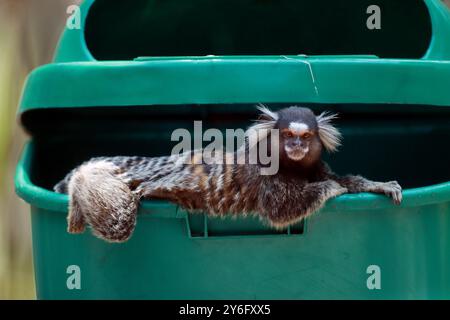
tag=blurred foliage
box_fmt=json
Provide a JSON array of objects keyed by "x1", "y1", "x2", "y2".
[{"x1": 0, "y1": 0, "x2": 80, "y2": 299}]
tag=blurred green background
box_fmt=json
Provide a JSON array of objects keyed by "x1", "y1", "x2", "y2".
[
  {"x1": 0, "y1": 0, "x2": 449, "y2": 300},
  {"x1": 0, "y1": 0, "x2": 80, "y2": 299}
]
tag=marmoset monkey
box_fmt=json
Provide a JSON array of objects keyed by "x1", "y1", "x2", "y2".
[{"x1": 55, "y1": 105, "x2": 402, "y2": 242}]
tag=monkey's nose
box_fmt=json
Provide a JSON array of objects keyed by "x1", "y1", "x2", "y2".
[{"x1": 289, "y1": 139, "x2": 304, "y2": 149}]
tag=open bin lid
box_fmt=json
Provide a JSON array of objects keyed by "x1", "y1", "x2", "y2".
[{"x1": 18, "y1": 0, "x2": 450, "y2": 126}]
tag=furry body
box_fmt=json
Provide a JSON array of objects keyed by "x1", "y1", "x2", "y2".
[{"x1": 55, "y1": 106, "x2": 402, "y2": 242}]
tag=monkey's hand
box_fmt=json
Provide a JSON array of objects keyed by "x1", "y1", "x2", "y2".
[
  {"x1": 328, "y1": 172, "x2": 403, "y2": 205},
  {"x1": 370, "y1": 181, "x2": 403, "y2": 205}
]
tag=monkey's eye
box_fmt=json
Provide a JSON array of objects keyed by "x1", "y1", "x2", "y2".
[
  {"x1": 302, "y1": 132, "x2": 312, "y2": 139},
  {"x1": 283, "y1": 131, "x2": 293, "y2": 138}
]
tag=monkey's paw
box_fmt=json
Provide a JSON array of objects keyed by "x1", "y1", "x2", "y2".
[{"x1": 377, "y1": 181, "x2": 402, "y2": 205}]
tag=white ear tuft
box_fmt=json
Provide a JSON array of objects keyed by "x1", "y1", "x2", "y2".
[
  {"x1": 243, "y1": 120, "x2": 277, "y2": 151},
  {"x1": 237, "y1": 104, "x2": 277, "y2": 152},
  {"x1": 256, "y1": 103, "x2": 279, "y2": 121},
  {"x1": 316, "y1": 112, "x2": 342, "y2": 152}
]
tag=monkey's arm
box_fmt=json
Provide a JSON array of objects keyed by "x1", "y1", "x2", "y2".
[
  {"x1": 258, "y1": 179, "x2": 348, "y2": 228},
  {"x1": 319, "y1": 162, "x2": 402, "y2": 205}
]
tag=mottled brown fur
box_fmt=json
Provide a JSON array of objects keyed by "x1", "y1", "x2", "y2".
[{"x1": 55, "y1": 106, "x2": 402, "y2": 242}]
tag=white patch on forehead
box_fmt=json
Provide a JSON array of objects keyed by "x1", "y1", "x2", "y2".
[{"x1": 289, "y1": 122, "x2": 309, "y2": 134}]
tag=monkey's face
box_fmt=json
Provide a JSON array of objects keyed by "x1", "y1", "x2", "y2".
[
  {"x1": 275, "y1": 107, "x2": 323, "y2": 166},
  {"x1": 281, "y1": 126, "x2": 319, "y2": 161},
  {"x1": 254, "y1": 105, "x2": 341, "y2": 169}
]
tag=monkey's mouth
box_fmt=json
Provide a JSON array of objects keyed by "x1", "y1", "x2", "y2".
[{"x1": 285, "y1": 146, "x2": 309, "y2": 161}]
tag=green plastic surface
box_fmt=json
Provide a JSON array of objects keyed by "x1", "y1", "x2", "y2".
[{"x1": 14, "y1": 0, "x2": 450, "y2": 299}]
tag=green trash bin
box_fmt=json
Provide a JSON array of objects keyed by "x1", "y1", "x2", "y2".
[{"x1": 15, "y1": 0, "x2": 450, "y2": 299}]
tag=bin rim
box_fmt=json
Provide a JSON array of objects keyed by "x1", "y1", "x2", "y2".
[
  {"x1": 17, "y1": 57, "x2": 450, "y2": 121},
  {"x1": 15, "y1": 141, "x2": 450, "y2": 215}
]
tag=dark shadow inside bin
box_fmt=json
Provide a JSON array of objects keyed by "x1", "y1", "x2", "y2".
[
  {"x1": 21, "y1": 103, "x2": 450, "y2": 235},
  {"x1": 23, "y1": 103, "x2": 450, "y2": 190},
  {"x1": 85, "y1": 0, "x2": 432, "y2": 60}
]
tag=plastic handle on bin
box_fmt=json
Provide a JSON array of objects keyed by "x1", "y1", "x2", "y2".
[
  {"x1": 184, "y1": 212, "x2": 306, "y2": 239},
  {"x1": 54, "y1": 0, "x2": 450, "y2": 62},
  {"x1": 53, "y1": 0, "x2": 96, "y2": 63},
  {"x1": 423, "y1": 0, "x2": 450, "y2": 60}
]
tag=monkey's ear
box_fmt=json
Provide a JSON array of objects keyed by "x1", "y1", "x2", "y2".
[
  {"x1": 239, "y1": 104, "x2": 277, "y2": 152},
  {"x1": 256, "y1": 103, "x2": 279, "y2": 122},
  {"x1": 316, "y1": 112, "x2": 342, "y2": 152}
]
